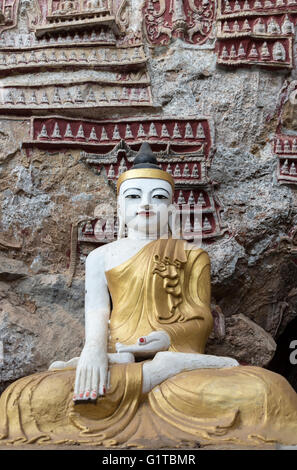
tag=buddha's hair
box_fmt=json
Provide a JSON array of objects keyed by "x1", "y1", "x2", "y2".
[
  {"x1": 131, "y1": 142, "x2": 160, "y2": 170},
  {"x1": 117, "y1": 142, "x2": 175, "y2": 193}
]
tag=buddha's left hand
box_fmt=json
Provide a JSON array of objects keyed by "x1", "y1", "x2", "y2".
[{"x1": 116, "y1": 330, "x2": 170, "y2": 358}]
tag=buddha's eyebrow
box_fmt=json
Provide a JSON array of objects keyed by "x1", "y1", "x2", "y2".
[
  {"x1": 123, "y1": 187, "x2": 141, "y2": 194},
  {"x1": 152, "y1": 188, "x2": 170, "y2": 196}
]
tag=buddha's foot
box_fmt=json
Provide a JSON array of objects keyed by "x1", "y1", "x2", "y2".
[
  {"x1": 49, "y1": 357, "x2": 79, "y2": 370},
  {"x1": 142, "y1": 351, "x2": 240, "y2": 393}
]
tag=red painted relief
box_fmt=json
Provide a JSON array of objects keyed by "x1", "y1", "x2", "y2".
[
  {"x1": 270, "y1": 80, "x2": 297, "y2": 185},
  {"x1": 216, "y1": 0, "x2": 297, "y2": 68},
  {"x1": 26, "y1": 116, "x2": 212, "y2": 155},
  {"x1": 143, "y1": 0, "x2": 216, "y2": 45},
  {"x1": 275, "y1": 135, "x2": 297, "y2": 184}
]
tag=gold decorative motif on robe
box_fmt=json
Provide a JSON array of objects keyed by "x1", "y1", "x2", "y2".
[{"x1": 1, "y1": 238, "x2": 297, "y2": 448}]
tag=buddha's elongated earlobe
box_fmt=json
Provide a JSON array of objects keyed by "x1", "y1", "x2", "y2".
[
  {"x1": 117, "y1": 215, "x2": 125, "y2": 239},
  {"x1": 117, "y1": 199, "x2": 126, "y2": 239},
  {"x1": 168, "y1": 204, "x2": 180, "y2": 239}
]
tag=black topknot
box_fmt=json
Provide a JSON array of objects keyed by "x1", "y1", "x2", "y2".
[{"x1": 132, "y1": 142, "x2": 160, "y2": 169}]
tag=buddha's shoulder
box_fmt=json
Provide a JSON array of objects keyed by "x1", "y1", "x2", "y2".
[
  {"x1": 86, "y1": 240, "x2": 117, "y2": 259},
  {"x1": 86, "y1": 239, "x2": 133, "y2": 264}
]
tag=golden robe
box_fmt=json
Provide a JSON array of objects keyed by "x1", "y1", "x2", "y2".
[{"x1": 1, "y1": 238, "x2": 297, "y2": 448}]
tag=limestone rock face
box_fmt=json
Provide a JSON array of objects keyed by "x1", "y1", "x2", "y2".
[
  {"x1": 206, "y1": 314, "x2": 277, "y2": 367},
  {"x1": 0, "y1": 0, "x2": 296, "y2": 391},
  {"x1": 0, "y1": 257, "x2": 28, "y2": 281},
  {"x1": 0, "y1": 273, "x2": 84, "y2": 393}
]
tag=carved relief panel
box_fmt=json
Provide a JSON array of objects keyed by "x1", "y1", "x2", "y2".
[
  {"x1": 0, "y1": 0, "x2": 19, "y2": 33},
  {"x1": 0, "y1": 43, "x2": 146, "y2": 73},
  {"x1": 32, "y1": 0, "x2": 127, "y2": 36},
  {"x1": 0, "y1": 0, "x2": 152, "y2": 115},
  {"x1": 271, "y1": 81, "x2": 297, "y2": 186},
  {"x1": 216, "y1": 0, "x2": 297, "y2": 68},
  {"x1": 275, "y1": 135, "x2": 297, "y2": 184},
  {"x1": 0, "y1": 81, "x2": 152, "y2": 113},
  {"x1": 143, "y1": 0, "x2": 216, "y2": 45}
]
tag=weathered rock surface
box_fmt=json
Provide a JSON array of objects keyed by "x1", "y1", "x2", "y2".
[
  {"x1": 206, "y1": 314, "x2": 277, "y2": 367},
  {"x1": 0, "y1": 257, "x2": 28, "y2": 281},
  {"x1": 0, "y1": 274, "x2": 84, "y2": 393}
]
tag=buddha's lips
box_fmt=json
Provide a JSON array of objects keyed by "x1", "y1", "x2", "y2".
[{"x1": 137, "y1": 211, "x2": 156, "y2": 217}]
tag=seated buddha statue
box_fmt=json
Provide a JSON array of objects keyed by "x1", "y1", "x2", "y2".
[{"x1": 1, "y1": 143, "x2": 297, "y2": 448}]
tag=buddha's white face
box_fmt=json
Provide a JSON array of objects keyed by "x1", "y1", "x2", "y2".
[{"x1": 118, "y1": 178, "x2": 173, "y2": 239}]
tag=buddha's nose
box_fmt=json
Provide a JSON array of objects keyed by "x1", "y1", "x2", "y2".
[{"x1": 140, "y1": 194, "x2": 151, "y2": 207}]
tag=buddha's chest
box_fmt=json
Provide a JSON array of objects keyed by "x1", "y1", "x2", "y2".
[{"x1": 104, "y1": 239, "x2": 154, "y2": 272}]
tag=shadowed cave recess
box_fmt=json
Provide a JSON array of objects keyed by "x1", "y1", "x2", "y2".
[{"x1": 268, "y1": 316, "x2": 297, "y2": 392}]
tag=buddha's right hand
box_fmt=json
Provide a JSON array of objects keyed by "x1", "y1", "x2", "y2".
[{"x1": 73, "y1": 345, "x2": 108, "y2": 402}]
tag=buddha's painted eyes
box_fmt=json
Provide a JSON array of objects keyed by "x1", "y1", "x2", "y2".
[
  {"x1": 125, "y1": 194, "x2": 141, "y2": 199},
  {"x1": 125, "y1": 193, "x2": 168, "y2": 199}
]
